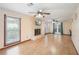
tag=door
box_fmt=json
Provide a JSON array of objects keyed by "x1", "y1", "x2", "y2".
[
  {"x1": 4, "y1": 15, "x2": 21, "y2": 45},
  {"x1": 53, "y1": 22, "x2": 63, "y2": 35}
]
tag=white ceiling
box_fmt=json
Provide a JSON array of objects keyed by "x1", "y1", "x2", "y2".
[{"x1": 0, "y1": 3, "x2": 78, "y2": 21}]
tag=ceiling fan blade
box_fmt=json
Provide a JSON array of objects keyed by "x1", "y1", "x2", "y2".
[
  {"x1": 28, "y1": 12, "x2": 37, "y2": 14},
  {"x1": 43, "y1": 13, "x2": 50, "y2": 15}
]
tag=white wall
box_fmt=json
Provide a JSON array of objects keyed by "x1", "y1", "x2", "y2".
[
  {"x1": 72, "y1": 7, "x2": 79, "y2": 54},
  {"x1": 0, "y1": 8, "x2": 35, "y2": 49},
  {"x1": 63, "y1": 19, "x2": 73, "y2": 35}
]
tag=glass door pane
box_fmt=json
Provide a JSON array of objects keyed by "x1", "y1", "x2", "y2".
[
  {"x1": 5, "y1": 16, "x2": 20, "y2": 45},
  {"x1": 53, "y1": 22, "x2": 62, "y2": 35}
]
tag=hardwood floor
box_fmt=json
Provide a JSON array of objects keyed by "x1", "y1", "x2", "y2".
[{"x1": 0, "y1": 34, "x2": 77, "y2": 55}]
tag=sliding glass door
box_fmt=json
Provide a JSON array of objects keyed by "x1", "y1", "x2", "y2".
[{"x1": 4, "y1": 15, "x2": 21, "y2": 45}]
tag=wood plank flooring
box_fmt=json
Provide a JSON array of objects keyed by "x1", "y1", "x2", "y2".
[{"x1": 0, "y1": 34, "x2": 77, "y2": 55}]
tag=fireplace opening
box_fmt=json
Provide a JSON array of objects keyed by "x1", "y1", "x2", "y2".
[{"x1": 35, "y1": 29, "x2": 41, "y2": 36}]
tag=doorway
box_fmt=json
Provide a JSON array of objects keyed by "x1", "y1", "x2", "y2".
[
  {"x1": 53, "y1": 22, "x2": 63, "y2": 35},
  {"x1": 45, "y1": 21, "x2": 53, "y2": 34},
  {"x1": 4, "y1": 15, "x2": 21, "y2": 46}
]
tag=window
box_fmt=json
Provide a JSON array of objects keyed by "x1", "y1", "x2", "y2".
[{"x1": 4, "y1": 15, "x2": 21, "y2": 45}]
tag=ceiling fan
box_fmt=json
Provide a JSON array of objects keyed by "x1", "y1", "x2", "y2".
[{"x1": 28, "y1": 10, "x2": 50, "y2": 17}]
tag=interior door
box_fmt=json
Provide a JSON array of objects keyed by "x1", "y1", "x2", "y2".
[{"x1": 4, "y1": 15, "x2": 21, "y2": 45}]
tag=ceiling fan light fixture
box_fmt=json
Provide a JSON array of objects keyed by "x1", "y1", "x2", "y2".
[
  {"x1": 39, "y1": 10, "x2": 42, "y2": 12},
  {"x1": 36, "y1": 14, "x2": 43, "y2": 18}
]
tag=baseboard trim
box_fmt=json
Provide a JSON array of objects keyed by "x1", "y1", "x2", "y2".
[
  {"x1": 45, "y1": 33, "x2": 70, "y2": 36},
  {"x1": 71, "y1": 39, "x2": 79, "y2": 55},
  {"x1": 0, "y1": 39, "x2": 31, "y2": 50},
  {"x1": 63, "y1": 34, "x2": 70, "y2": 36},
  {"x1": 45, "y1": 33, "x2": 53, "y2": 35}
]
